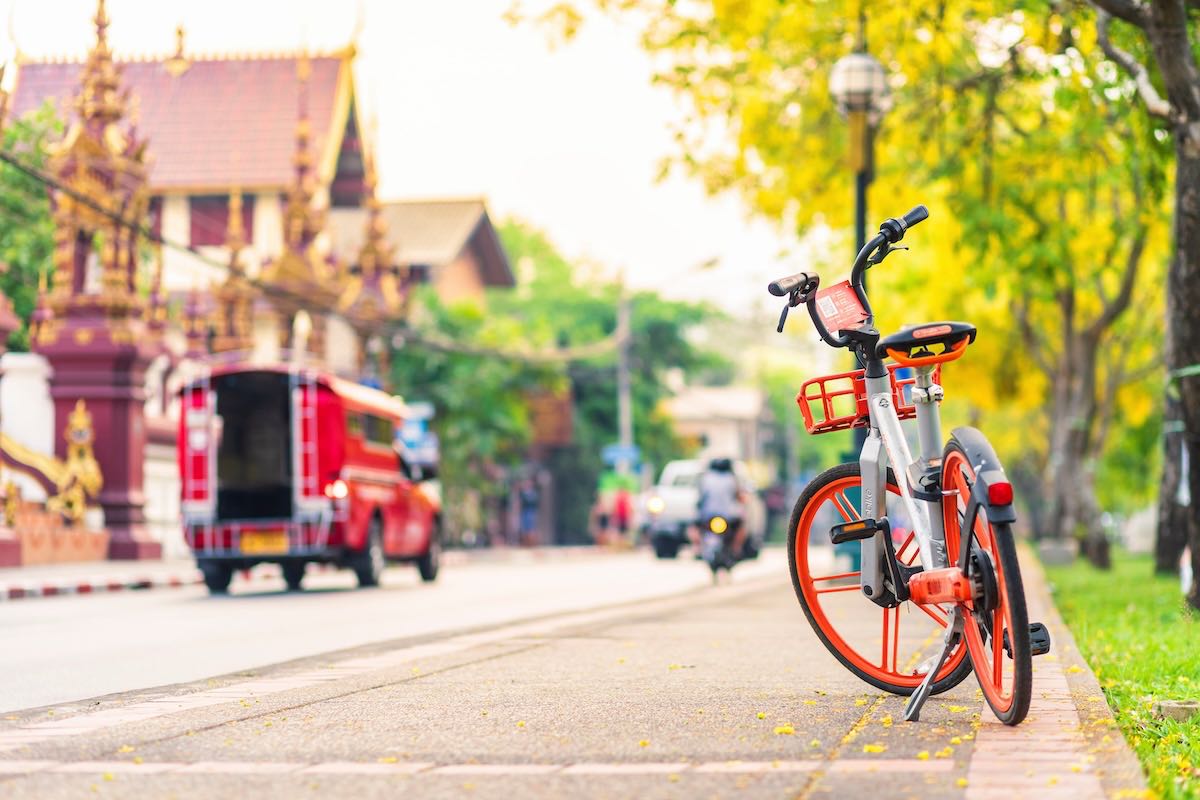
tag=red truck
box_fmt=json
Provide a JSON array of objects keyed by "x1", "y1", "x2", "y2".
[{"x1": 178, "y1": 365, "x2": 442, "y2": 594}]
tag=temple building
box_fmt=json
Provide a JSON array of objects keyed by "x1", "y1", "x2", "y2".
[{"x1": 0, "y1": 1, "x2": 514, "y2": 559}]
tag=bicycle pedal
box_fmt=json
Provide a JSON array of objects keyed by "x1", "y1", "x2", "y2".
[
  {"x1": 829, "y1": 518, "x2": 884, "y2": 545},
  {"x1": 1001, "y1": 622, "x2": 1053, "y2": 658},
  {"x1": 1029, "y1": 622, "x2": 1051, "y2": 656}
]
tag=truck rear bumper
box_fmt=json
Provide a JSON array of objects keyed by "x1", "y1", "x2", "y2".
[{"x1": 186, "y1": 519, "x2": 344, "y2": 559}]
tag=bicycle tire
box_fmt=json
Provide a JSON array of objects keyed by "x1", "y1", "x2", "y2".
[
  {"x1": 788, "y1": 462, "x2": 973, "y2": 696},
  {"x1": 943, "y1": 435, "x2": 1032, "y2": 725}
]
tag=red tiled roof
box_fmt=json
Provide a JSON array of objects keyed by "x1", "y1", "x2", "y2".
[{"x1": 11, "y1": 54, "x2": 348, "y2": 191}]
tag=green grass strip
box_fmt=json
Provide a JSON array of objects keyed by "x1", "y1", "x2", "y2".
[{"x1": 1045, "y1": 550, "x2": 1199, "y2": 799}]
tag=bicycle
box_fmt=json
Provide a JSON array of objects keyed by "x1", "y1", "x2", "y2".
[{"x1": 768, "y1": 206, "x2": 1051, "y2": 725}]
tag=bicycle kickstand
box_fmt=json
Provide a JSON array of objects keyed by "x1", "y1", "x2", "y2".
[{"x1": 903, "y1": 607, "x2": 965, "y2": 723}]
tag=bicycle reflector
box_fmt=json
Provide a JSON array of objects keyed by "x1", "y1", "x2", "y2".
[{"x1": 987, "y1": 481, "x2": 1014, "y2": 505}]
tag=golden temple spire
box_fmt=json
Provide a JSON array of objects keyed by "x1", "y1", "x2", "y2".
[
  {"x1": 76, "y1": 0, "x2": 125, "y2": 127},
  {"x1": 226, "y1": 186, "x2": 247, "y2": 260},
  {"x1": 164, "y1": 24, "x2": 190, "y2": 77}
]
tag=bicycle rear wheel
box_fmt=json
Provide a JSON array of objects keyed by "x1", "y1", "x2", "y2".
[
  {"x1": 788, "y1": 462, "x2": 972, "y2": 696},
  {"x1": 943, "y1": 435, "x2": 1032, "y2": 725}
]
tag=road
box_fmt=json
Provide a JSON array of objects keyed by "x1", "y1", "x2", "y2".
[
  {"x1": 0, "y1": 548, "x2": 1141, "y2": 798},
  {"x1": 0, "y1": 550, "x2": 787, "y2": 713}
]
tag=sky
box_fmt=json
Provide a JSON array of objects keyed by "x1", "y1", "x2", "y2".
[{"x1": 0, "y1": 0, "x2": 812, "y2": 313}]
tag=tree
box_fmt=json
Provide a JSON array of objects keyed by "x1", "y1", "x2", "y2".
[
  {"x1": 1084, "y1": 0, "x2": 1200, "y2": 604},
  {"x1": 0, "y1": 103, "x2": 60, "y2": 350},
  {"x1": 389, "y1": 219, "x2": 729, "y2": 543},
  {"x1": 524, "y1": 0, "x2": 1171, "y2": 563}
]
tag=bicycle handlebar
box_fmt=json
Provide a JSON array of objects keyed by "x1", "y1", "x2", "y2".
[{"x1": 768, "y1": 205, "x2": 930, "y2": 348}]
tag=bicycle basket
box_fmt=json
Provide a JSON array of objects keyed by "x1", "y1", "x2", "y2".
[{"x1": 796, "y1": 364, "x2": 939, "y2": 435}]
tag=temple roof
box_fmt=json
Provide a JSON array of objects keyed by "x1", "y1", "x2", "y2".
[
  {"x1": 328, "y1": 200, "x2": 515, "y2": 288},
  {"x1": 11, "y1": 51, "x2": 352, "y2": 192}
]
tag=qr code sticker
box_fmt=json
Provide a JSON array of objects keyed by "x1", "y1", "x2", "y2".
[{"x1": 817, "y1": 295, "x2": 837, "y2": 320}]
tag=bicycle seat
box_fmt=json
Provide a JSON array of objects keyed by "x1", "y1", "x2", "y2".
[{"x1": 877, "y1": 321, "x2": 977, "y2": 367}]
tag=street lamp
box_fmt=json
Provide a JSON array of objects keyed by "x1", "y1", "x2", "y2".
[{"x1": 830, "y1": 23, "x2": 890, "y2": 458}]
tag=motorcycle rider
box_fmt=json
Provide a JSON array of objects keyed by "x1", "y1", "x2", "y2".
[{"x1": 692, "y1": 457, "x2": 747, "y2": 558}]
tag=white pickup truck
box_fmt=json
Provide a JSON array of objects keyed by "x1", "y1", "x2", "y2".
[{"x1": 640, "y1": 459, "x2": 765, "y2": 559}]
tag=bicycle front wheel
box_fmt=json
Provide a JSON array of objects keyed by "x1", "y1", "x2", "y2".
[
  {"x1": 788, "y1": 462, "x2": 972, "y2": 696},
  {"x1": 943, "y1": 434, "x2": 1032, "y2": 725}
]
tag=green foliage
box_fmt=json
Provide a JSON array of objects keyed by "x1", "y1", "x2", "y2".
[
  {"x1": 389, "y1": 219, "x2": 729, "y2": 539},
  {"x1": 1046, "y1": 552, "x2": 1199, "y2": 798},
  {"x1": 0, "y1": 103, "x2": 60, "y2": 351}
]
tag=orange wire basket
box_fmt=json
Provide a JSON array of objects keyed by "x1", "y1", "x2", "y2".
[{"x1": 796, "y1": 364, "x2": 940, "y2": 435}]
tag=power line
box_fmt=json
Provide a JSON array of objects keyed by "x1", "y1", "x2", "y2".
[{"x1": 0, "y1": 145, "x2": 620, "y2": 365}]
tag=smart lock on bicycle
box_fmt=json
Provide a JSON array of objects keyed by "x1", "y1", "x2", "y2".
[{"x1": 770, "y1": 205, "x2": 1051, "y2": 725}]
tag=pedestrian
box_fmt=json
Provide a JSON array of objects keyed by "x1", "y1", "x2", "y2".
[{"x1": 518, "y1": 479, "x2": 539, "y2": 547}]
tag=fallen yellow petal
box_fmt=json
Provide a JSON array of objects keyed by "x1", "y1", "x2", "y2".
[
  {"x1": 1066, "y1": 665, "x2": 1083, "y2": 674},
  {"x1": 774, "y1": 725, "x2": 795, "y2": 736},
  {"x1": 639, "y1": 739, "x2": 651, "y2": 748},
  {"x1": 117, "y1": 745, "x2": 134, "y2": 754},
  {"x1": 880, "y1": 714, "x2": 893, "y2": 727},
  {"x1": 950, "y1": 736, "x2": 962, "y2": 745},
  {"x1": 377, "y1": 757, "x2": 398, "y2": 764},
  {"x1": 756, "y1": 712, "x2": 766, "y2": 720},
  {"x1": 947, "y1": 705, "x2": 968, "y2": 713},
  {"x1": 956, "y1": 778, "x2": 968, "y2": 788},
  {"x1": 516, "y1": 721, "x2": 526, "y2": 728},
  {"x1": 854, "y1": 698, "x2": 868, "y2": 706},
  {"x1": 916, "y1": 751, "x2": 930, "y2": 760},
  {"x1": 862, "y1": 743, "x2": 887, "y2": 754},
  {"x1": 809, "y1": 739, "x2": 820, "y2": 748}
]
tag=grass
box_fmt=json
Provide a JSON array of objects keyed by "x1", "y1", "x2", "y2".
[{"x1": 1045, "y1": 550, "x2": 1199, "y2": 799}]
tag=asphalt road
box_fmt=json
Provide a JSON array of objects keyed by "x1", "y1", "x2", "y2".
[
  {"x1": 0, "y1": 547, "x2": 1136, "y2": 798},
  {"x1": 0, "y1": 549, "x2": 787, "y2": 713}
]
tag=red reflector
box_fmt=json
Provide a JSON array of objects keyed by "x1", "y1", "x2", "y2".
[{"x1": 987, "y1": 481, "x2": 1014, "y2": 505}]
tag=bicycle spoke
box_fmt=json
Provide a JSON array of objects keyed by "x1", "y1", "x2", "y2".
[
  {"x1": 881, "y1": 608, "x2": 890, "y2": 670},
  {"x1": 831, "y1": 491, "x2": 858, "y2": 523},
  {"x1": 891, "y1": 606, "x2": 900, "y2": 673},
  {"x1": 914, "y1": 601, "x2": 949, "y2": 628},
  {"x1": 895, "y1": 531, "x2": 916, "y2": 563},
  {"x1": 992, "y1": 608, "x2": 1004, "y2": 685},
  {"x1": 812, "y1": 571, "x2": 860, "y2": 582},
  {"x1": 815, "y1": 584, "x2": 860, "y2": 595}
]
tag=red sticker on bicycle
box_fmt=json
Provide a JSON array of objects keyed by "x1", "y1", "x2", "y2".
[{"x1": 814, "y1": 281, "x2": 869, "y2": 333}]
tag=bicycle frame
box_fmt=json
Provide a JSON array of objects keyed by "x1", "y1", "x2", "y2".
[{"x1": 857, "y1": 363, "x2": 948, "y2": 601}]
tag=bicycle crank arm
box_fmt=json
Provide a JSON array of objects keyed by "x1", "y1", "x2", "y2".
[{"x1": 904, "y1": 607, "x2": 965, "y2": 723}]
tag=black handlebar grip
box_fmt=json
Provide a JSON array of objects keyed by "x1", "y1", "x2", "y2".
[
  {"x1": 767, "y1": 271, "x2": 814, "y2": 297},
  {"x1": 902, "y1": 205, "x2": 929, "y2": 228}
]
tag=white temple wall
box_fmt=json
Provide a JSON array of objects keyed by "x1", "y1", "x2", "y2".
[{"x1": 0, "y1": 352, "x2": 54, "y2": 502}]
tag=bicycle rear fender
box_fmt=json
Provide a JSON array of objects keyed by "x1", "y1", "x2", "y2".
[{"x1": 948, "y1": 428, "x2": 1017, "y2": 573}]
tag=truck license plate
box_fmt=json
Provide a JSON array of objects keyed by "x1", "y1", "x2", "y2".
[{"x1": 241, "y1": 530, "x2": 288, "y2": 555}]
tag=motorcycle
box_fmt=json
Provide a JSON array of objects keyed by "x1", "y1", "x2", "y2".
[{"x1": 699, "y1": 515, "x2": 743, "y2": 581}]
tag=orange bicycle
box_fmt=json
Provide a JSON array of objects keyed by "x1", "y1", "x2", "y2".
[{"x1": 769, "y1": 206, "x2": 1050, "y2": 724}]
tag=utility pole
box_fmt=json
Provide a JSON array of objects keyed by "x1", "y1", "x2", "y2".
[{"x1": 616, "y1": 280, "x2": 633, "y2": 475}]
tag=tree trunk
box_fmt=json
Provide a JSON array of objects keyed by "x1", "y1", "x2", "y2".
[
  {"x1": 1155, "y1": 392, "x2": 1189, "y2": 574},
  {"x1": 1168, "y1": 127, "x2": 1200, "y2": 610}
]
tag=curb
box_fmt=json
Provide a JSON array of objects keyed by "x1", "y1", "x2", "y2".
[{"x1": 0, "y1": 546, "x2": 614, "y2": 604}]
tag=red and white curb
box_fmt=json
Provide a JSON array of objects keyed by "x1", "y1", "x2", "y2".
[
  {"x1": 0, "y1": 757, "x2": 957, "y2": 779},
  {"x1": 0, "y1": 572, "x2": 201, "y2": 602}
]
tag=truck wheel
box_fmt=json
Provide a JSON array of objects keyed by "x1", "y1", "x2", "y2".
[
  {"x1": 352, "y1": 517, "x2": 385, "y2": 588},
  {"x1": 199, "y1": 560, "x2": 233, "y2": 595},
  {"x1": 282, "y1": 562, "x2": 306, "y2": 592},
  {"x1": 417, "y1": 522, "x2": 441, "y2": 583},
  {"x1": 653, "y1": 539, "x2": 679, "y2": 559}
]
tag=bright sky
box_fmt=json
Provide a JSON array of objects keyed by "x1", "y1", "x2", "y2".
[{"x1": 0, "y1": 0, "x2": 807, "y2": 313}]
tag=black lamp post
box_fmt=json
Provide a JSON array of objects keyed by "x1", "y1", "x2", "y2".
[{"x1": 830, "y1": 25, "x2": 891, "y2": 454}]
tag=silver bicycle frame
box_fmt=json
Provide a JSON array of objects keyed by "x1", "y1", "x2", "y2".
[{"x1": 857, "y1": 365, "x2": 948, "y2": 600}]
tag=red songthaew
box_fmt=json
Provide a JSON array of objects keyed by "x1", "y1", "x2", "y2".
[{"x1": 178, "y1": 365, "x2": 442, "y2": 594}]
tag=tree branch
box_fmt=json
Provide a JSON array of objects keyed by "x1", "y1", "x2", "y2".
[
  {"x1": 1088, "y1": 0, "x2": 1150, "y2": 27},
  {"x1": 1095, "y1": 11, "x2": 1176, "y2": 121},
  {"x1": 1088, "y1": 224, "x2": 1147, "y2": 337},
  {"x1": 1014, "y1": 294, "x2": 1055, "y2": 377}
]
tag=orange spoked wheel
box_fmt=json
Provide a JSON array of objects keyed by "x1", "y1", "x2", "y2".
[
  {"x1": 788, "y1": 463, "x2": 972, "y2": 696},
  {"x1": 942, "y1": 439, "x2": 1032, "y2": 725}
]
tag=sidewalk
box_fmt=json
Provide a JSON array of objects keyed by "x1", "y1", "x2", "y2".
[{"x1": 0, "y1": 545, "x2": 609, "y2": 602}]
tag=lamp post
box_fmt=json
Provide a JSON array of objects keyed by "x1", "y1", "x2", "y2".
[{"x1": 830, "y1": 22, "x2": 890, "y2": 455}]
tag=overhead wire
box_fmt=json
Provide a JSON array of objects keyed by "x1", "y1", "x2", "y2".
[{"x1": 0, "y1": 145, "x2": 620, "y2": 365}]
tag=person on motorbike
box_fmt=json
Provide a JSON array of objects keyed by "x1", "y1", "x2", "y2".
[{"x1": 691, "y1": 457, "x2": 747, "y2": 558}]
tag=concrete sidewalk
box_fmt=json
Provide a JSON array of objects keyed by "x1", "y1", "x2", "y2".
[{"x1": 0, "y1": 548, "x2": 1148, "y2": 798}]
